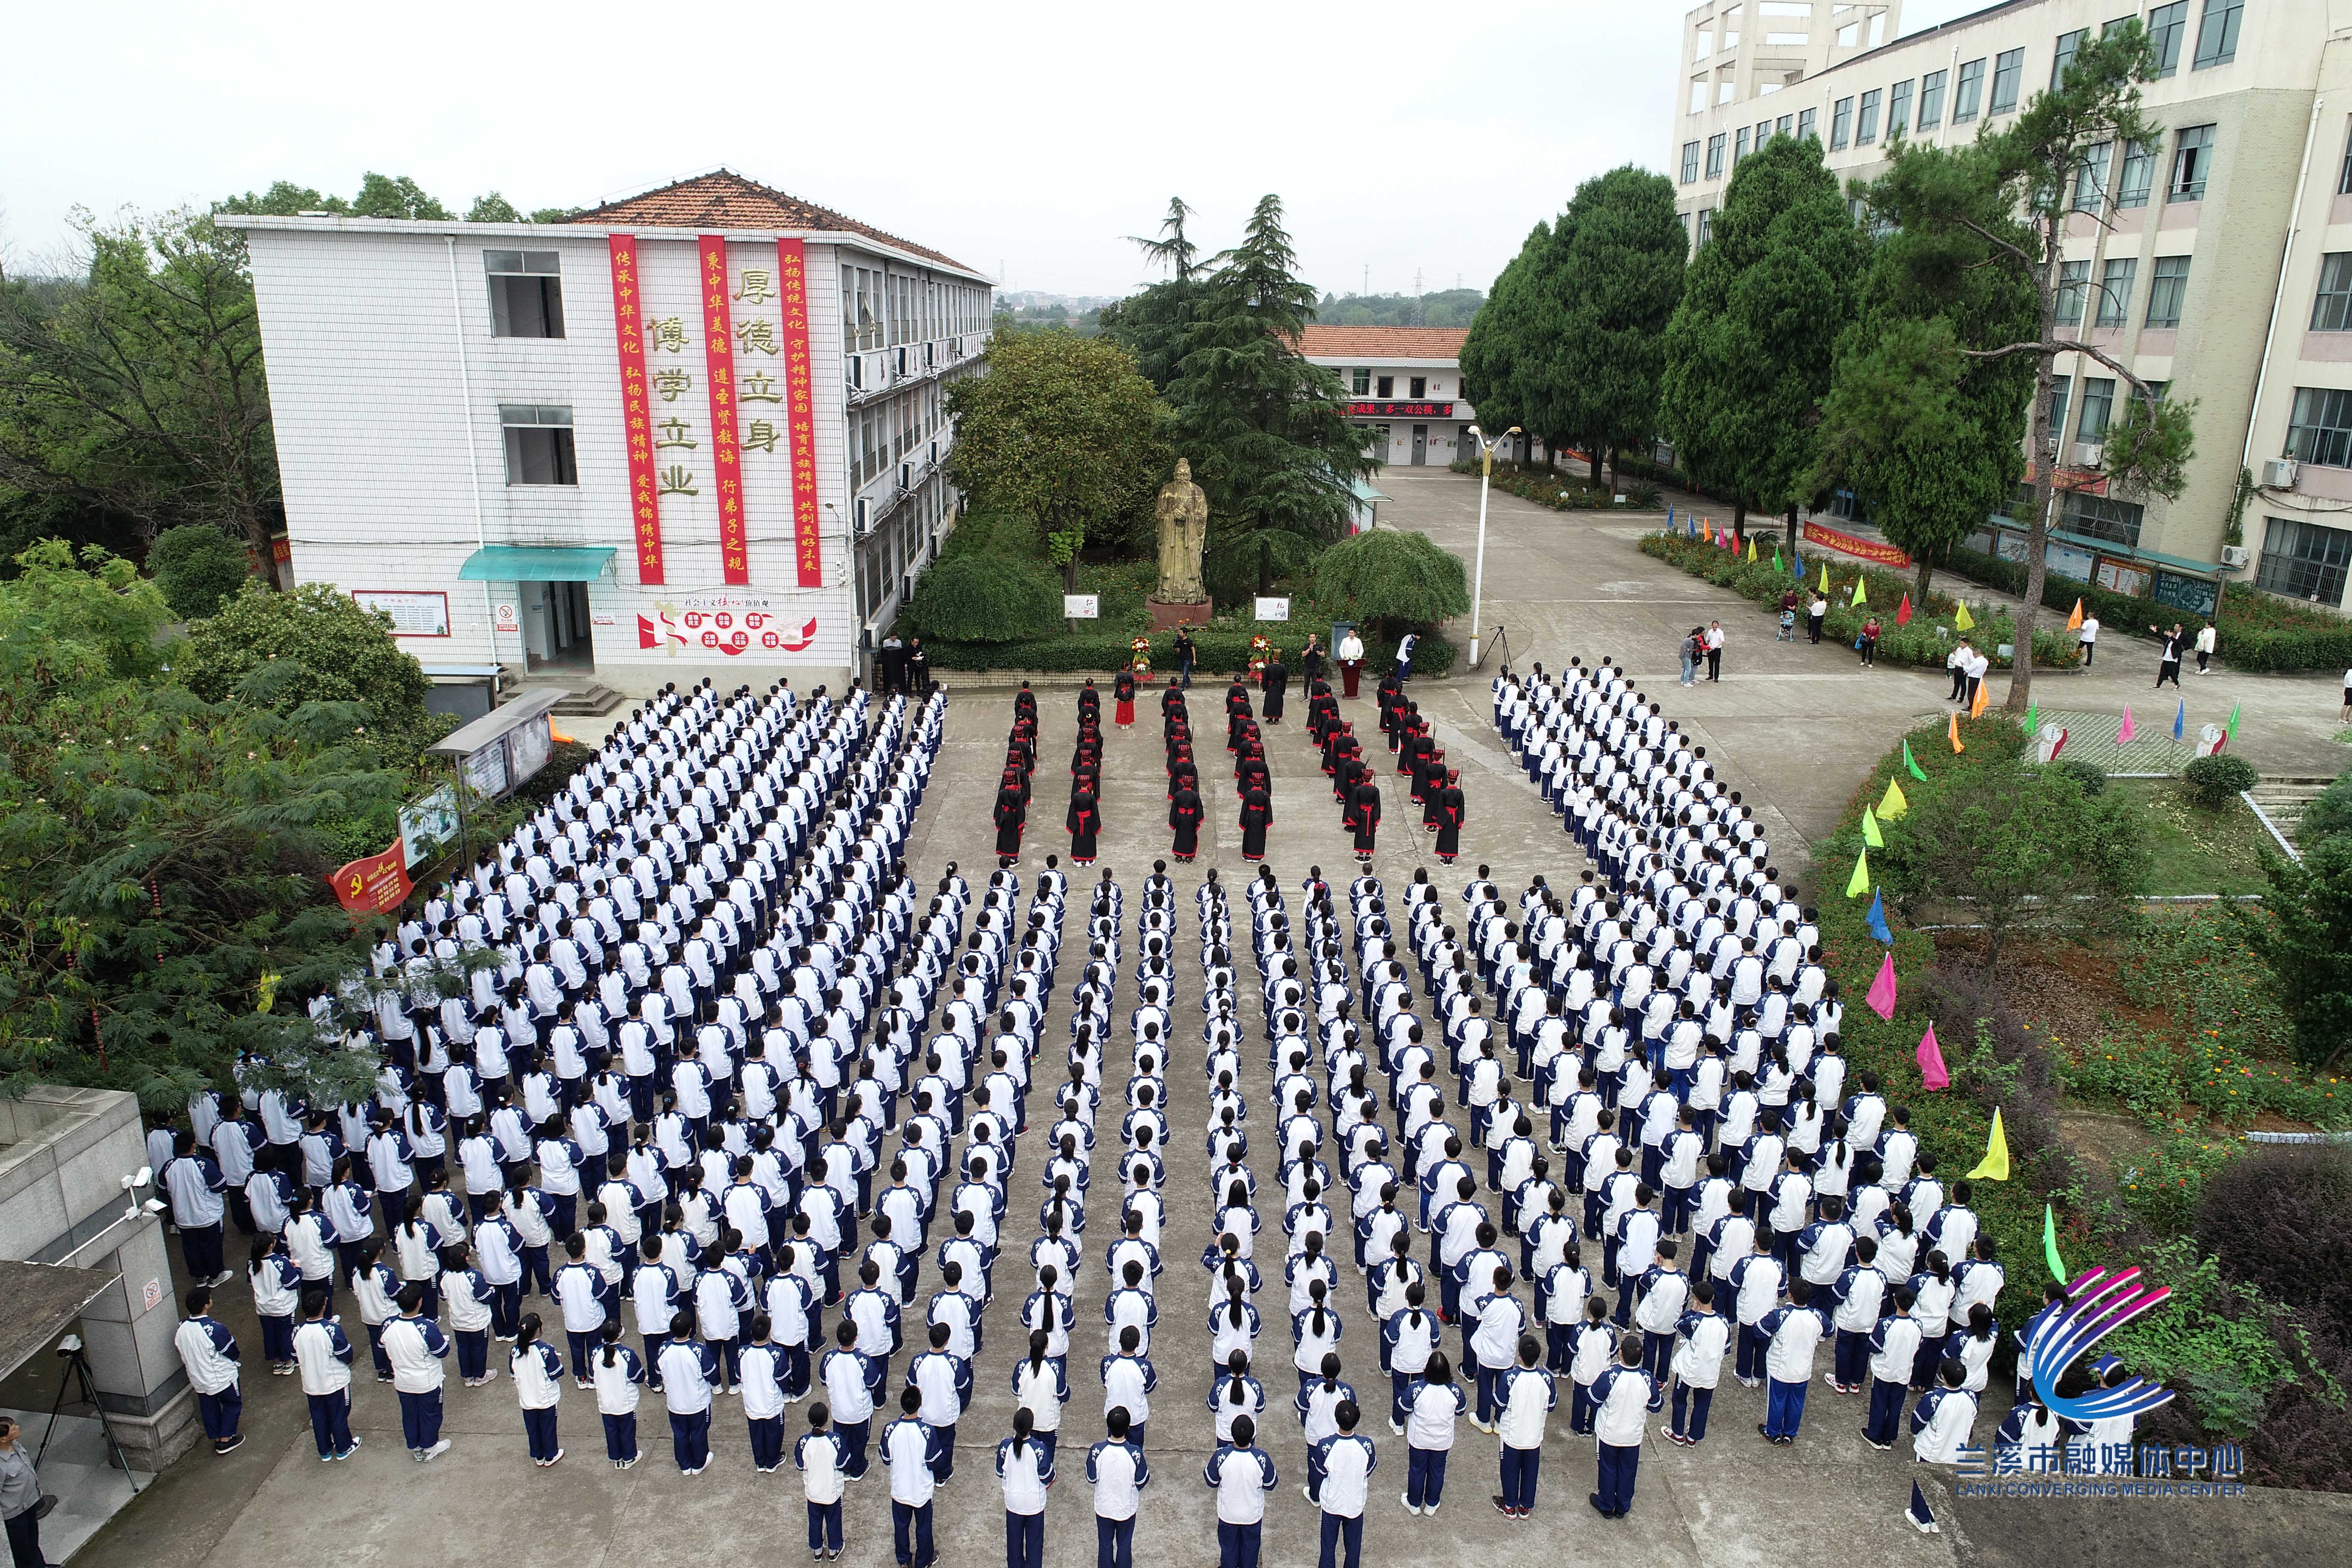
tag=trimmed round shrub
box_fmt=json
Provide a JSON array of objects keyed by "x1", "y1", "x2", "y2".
[
  {"x1": 2050, "y1": 756, "x2": 2108, "y2": 796},
  {"x1": 147, "y1": 525, "x2": 251, "y2": 619},
  {"x1": 2182, "y1": 752, "x2": 2260, "y2": 809},
  {"x1": 903, "y1": 554, "x2": 1063, "y2": 643}
]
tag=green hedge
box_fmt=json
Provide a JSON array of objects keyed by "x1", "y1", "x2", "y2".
[
  {"x1": 1451, "y1": 462, "x2": 1661, "y2": 511},
  {"x1": 1941, "y1": 546, "x2": 2352, "y2": 673},
  {"x1": 919, "y1": 627, "x2": 1456, "y2": 680},
  {"x1": 1640, "y1": 532, "x2": 2082, "y2": 671}
]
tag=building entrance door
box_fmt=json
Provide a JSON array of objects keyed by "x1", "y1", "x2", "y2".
[
  {"x1": 520, "y1": 580, "x2": 594, "y2": 670},
  {"x1": 1411, "y1": 424, "x2": 1428, "y2": 465},
  {"x1": 1372, "y1": 424, "x2": 1391, "y2": 463}
]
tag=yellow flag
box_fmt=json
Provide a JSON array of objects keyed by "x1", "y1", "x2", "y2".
[
  {"x1": 1948, "y1": 711, "x2": 1965, "y2": 753},
  {"x1": 1969, "y1": 677, "x2": 1989, "y2": 719},
  {"x1": 2065, "y1": 598, "x2": 2084, "y2": 632},
  {"x1": 1969, "y1": 1108, "x2": 2012, "y2": 1181},
  {"x1": 1746, "y1": 537, "x2": 1757, "y2": 562},
  {"x1": 1879, "y1": 778, "x2": 1908, "y2": 819},
  {"x1": 1851, "y1": 577, "x2": 1867, "y2": 607},
  {"x1": 1954, "y1": 601, "x2": 1975, "y2": 631},
  {"x1": 1846, "y1": 848, "x2": 1870, "y2": 897},
  {"x1": 1862, "y1": 805, "x2": 1884, "y2": 847},
  {"x1": 1819, "y1": 561, "x2": 1830, "y2": 592}
]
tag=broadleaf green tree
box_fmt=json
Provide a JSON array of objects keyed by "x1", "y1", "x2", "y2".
[
  {"x1": 1311, "y1": 528, "x2": 1469, "y2": 642},
  {"x1": 944, "y1": 330, "x2": 1172, "y2": 586},
  {"x1": 2247, "y1": 837, "x2": 2352, "y2": 1073},
  {"x1": 146, "y1": 524, "x2": 251, "y2": 619},
  {"x1": 1661, "y1": 133, "x2": 1865, "y2": 553},
  {"x1": 1866, "y1": 21, "x2": 2196, "y2": 711},
  {"x1": 1459, "y1": 221, "x2": 1562, "y2": 467},
  {"x1": 1553, "y1": 166, "x2": 1687, "y2": 489}
]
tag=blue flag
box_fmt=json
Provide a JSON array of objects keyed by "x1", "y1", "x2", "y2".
[
  {"x1": 1666, "y1": 503, "x2": 1676, "y2": 533},
  {"x1": 1866, "y1": 890, "x2": 1892, "y2": 944},
  {"x1": 2173, "y1": 699, "x2": 2185, "y2": 741}
]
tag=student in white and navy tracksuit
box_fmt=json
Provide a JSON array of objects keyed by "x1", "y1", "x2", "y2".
[
  {"x1": 1203, "y1": 1414, "x2": 1278, "y2": 1568},
  {"x1": 511, "y1": 1313, "x2": 565, "y2": 1464},
  {"x1": 1493, "y1": 1337, "x2": 1555, "y2": 1517},
  {"x1": 1862, "y1": 1289, "x2": 1923, "y2": 1449},
  {"x1": 1589, "y1": 1333, "x2": 1655, "y2": 1517},
  {"x1": 1312, "y1": 1399, "x2": 1377, "y2": 1568},
  {"x1": 1911, "y1": 1357, "x2": 1978, "y2": 1464},
  {"x1": 658, "y1": 1313, "x2": 720, "y2": 1473},
  {"x1": 292, "y1": 1292, "x2": 358, "y2": 1461},
  {"x1": 821, "y1": 1320, "x2": 877, "y2": 1480},
  {"x1": 996, "y1": 1407, "x2": 1053, "y2": 1568},
  {"x1": 1401, "y1": 1352, "x2": 1465, "y2": 1513},
  {"x1": 591, "y1": 1319, "x2": 645, "y2": 1467},
  {"x1": 172, "y1": 1286, "x2": 244, "y2": 1455},
  {"x1": 1665, "y1": 1283, "x2": 1727, "y2": 1445},
  {"x1": 1087, "y1": 1407, "x2": 1149, "y2": 1568},
  {"x1": 882, "y1": 1386, "x2": 938, "y2": 1568},
  {"x1": 381, "y1": 1288, "x2": 451, "y2": 1461},
  {"x1": 797, "y1": 1403, "x2": 850, "y2": 1560},
  {"x1": 908, "y1": 1322, "x2": 973, "y2": 1482},
  {"x1": 741, "y1": 1317, "x2": 791, "y2": 1472}
]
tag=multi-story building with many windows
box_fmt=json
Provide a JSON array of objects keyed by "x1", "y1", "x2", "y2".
[
  {"x1": 1669, "y1": 0, "x2": 2352, "y2": 619},
  {"x1": 226, "y1": 170, "x2": 990, "y2": 694}
]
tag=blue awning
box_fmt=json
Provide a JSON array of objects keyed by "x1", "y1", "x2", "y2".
[{"x1": 456, "y1": 545, "x2": 616, "y2": 582}]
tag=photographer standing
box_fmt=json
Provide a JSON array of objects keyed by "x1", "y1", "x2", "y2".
[{"x1": 0, "y1": 1415, "x2": 54, "y2": 1568}]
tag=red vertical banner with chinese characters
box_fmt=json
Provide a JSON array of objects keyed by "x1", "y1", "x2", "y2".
[
  {"x1": 775, "y1": 238, "x2": 823, "y2": 588},
  {"x1": 608, "y1": 235, "x2": 664, "y2": 585},
  {"x1": 698, "y1": 235, "x2": 750, "y2": 586}
]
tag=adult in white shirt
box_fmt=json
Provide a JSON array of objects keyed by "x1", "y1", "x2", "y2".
[
  {"x1": 2193, "y1": 620, "x2": 2216, "y2": 674},
  {"x1": 2077, "y1": 613, "x2": 2100, "y2": 666}
]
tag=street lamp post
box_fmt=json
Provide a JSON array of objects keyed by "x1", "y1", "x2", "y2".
[{"x1": 1464, "y1": 423, "x2": 1520, "y2": 668}]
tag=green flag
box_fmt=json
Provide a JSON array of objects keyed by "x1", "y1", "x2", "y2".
[
  {"x1": 2227, "y1": 700, "x2": 2242, "y2": 741},
  {"x1": 2043, "y1": 1203, "x2": 2068, "y2": 1283},
  {"x1": 1903, "y1": 738, "x2": 1928, "y2": 781},
  {"x1": 1862, "y1": 805, "x2": 1884, "y2": 848},
  {"x1": 2024, "y1": 700, "x2": 2037, "y2": 738}
]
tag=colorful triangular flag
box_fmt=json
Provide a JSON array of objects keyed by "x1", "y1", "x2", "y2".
[
  {"x1": 2043, "y1": 1203, "x2": 2069, "y2": 1284},
  {"x1": 1862, "y1": 804, "x2": 1884, "y2": 847},
  {"x1": 1819, "y1": 561, "x2": 1830, "y2": 592},
  {"x1": 1918, "y1": 1022, "x2": 1949, "y2": 1090},
  {"x1": 1866, "y1": 952, "x2": 1898, "y2": 1020},
  {"x1": 1866, "y1": 889, "x2": 1893, "y2": 944},
  {"x1": 1948, "y1": 711, "x2": 1965, "y2": 753},
  {"x1": 2066, "y1": 598, "x2": 2084, "y2": 632},
  {"x1": 2173, "y1": 700, "x2": 2185, "y2": 741},
  {"x1": 2117, "y1": 704, "x2": 2136, "y2": 744},
  {"x1": 1896, "y1": 592, "x2": 1913, "y2": 628},
  {"x1": 1904, "y1": 738, "x2": 1927, "y2": 781},
  {"x1": 1772, "y1": 545, "x2": 1784, "y2": 573},
  {"x1": 1969, "y1": 677, "x2": 1989, "y2": 719},
  {"x1": 1746, "y1": 537, "x2": 1757, "y2": 562},
  {"x1": 2024, "y1": 699, "x2": 2037, "y2": 737},
  {"x1": 1954, "y1": 601, "x2": 1975, "y2": 632},
  {"x1": 1879, "y1": 778, "x2": 1908, "y2": 819},
  {"x1": 1846, "y1": 848, "x2": 1871, "y2": 897},
  {"x1": 1851, "y1": 577, "x2": 1868, "y2": 607},
  {"x1": 1969, "y1": 1107, "x2": 2012, "y2": 1180},
  {"x1": 2227, "y1": 700, "x2": 2241, "y2": 741}
]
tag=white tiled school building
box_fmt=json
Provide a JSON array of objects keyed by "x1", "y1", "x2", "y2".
[
  {"x1": 1295, "y1": 327, "x2": 1478, "y2": 467},
  {"x1": 225, "y1": 171, "x2": 992, "y2": 690}
]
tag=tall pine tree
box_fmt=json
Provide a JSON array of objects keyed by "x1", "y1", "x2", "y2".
[
  {"x1": 1660, "y1": 134, "x2": 1864, "y2": 550},
  {"x1": 1166, "y1": 196, "x2": 1374, "y2": 594}
]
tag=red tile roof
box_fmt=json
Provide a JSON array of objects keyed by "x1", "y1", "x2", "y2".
[
  {"x1": 1293, "y1": 325, "x2": 1470, "y2": 361},
  {"x1": 564, "y1": 169, "x2": 977, "y2": 274}
]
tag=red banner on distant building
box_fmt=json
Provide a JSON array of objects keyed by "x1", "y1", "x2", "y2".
[
  {"x1": 776, "y1": 238, "x2": 822, "y2": 588},
  {"x1": 1802, "y1": 521, "x2": 1911, "y2": 569},
  {"x1": 698, "y1": 236, "x2": 750, "y2": 586},
  {"x1": 608, "y1": 236, "x2": 664, "y2": 585},
  {"x1": 329, "y1": 841, "x2": 412, "y2": 917}
]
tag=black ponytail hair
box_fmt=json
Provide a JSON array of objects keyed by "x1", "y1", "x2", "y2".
[
  {"x1": 1308, "y1": 1278, "x2": 1329, "y2": 1337},
  {"x1": 1011, "y1": 1404, "x2": 1033, "y2": 1456},
  {"x1": 1027, "y1": 1328, "x2": 1049, "y2": 1375},
  {"x1": 600, "y1": 1317, "x2": 623, "y2": 1368},
  {"x1": 1226, "y1": 1347, "x2": 1250, "y2": 1405},
  {"x1": 1038, "y1": 1266, "x2": 1060, "y2": 1334}
]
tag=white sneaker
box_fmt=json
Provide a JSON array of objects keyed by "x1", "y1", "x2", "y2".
[
  {"x1": 423, "y1": 1439, "x2": 452, "y2": 1462},
  {"x1": 1402, "y1": 1494, "x2": 1419, "y2": 1515}
]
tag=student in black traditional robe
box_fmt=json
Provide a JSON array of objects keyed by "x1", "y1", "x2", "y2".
[
  {"x1": 1433, "y1": 770, "x2": 1466, "y2": 864},
  {"x1": 1377, "y1": 672, "x2": 1404, "y2": 747},
  {"x1": 1161, "y1": 683, "x2": 1187, "y2": 718},
  {"x1": 1236, "y1": 752, "x2": 1269, "y2": 802},
  {"x1": 1334, "y1": 750, "x2": 1365, "y2": 819},
  {"x1": 1168, "y1": 753, "x2": 1198, "y2": 803},
  {"x1": 1014, "y1": 683, "x2": 1038, "y2": 726},
  {"x1": 1076, "y1": 680, "x2": 1100, "y2": 723},
  {"x1": 1349, "y1": 778, "x2": 1382, "y2": 862},
  {"x1": 1067, "y1": 788, "x2": 1101, "y2": 865},
  {"x1": 1406, "y1": 724, "x2": 1436, "y2": 796},
  {"x1": 1420, "y1": 747, "x2": 1447, "y2": 827},
  {"x1": 993, "y1": 780, "x2": 1027, "y2": 864},
  {"x1": 1321, "y1": 719, "x2": 1351, "y2": 777},
  {"x1": 1113, "y1": 669, "x2": 1137, "y2": 728},
  {"x1": 1170, "y1": 785, "x2": 1204, "y2": 862},
  {"x1": 1225, "y1": 682, "x2": 1253, "y2": 753},
  {"x1": 1238, "y1": 786, "x2": 1273, "y2": 862},
  {"x1": 1396, "y1": 706, "x2": 1425, "y2": 775},
  {"x1": 1260, "y1": 654, "x2": 1288, "y2": 724}
]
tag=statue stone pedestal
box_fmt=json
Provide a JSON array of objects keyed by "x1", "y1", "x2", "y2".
[{"x1": 1147, "y1": 598, "x2": 1213, "y2": 631}]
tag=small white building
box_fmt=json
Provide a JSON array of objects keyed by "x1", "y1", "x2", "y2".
[
  {"x1": 1295, "y1": 326, "x2": 1476, "y2": 467},
  {"x1": 224, "y1": 170, "x2": 992, "y2": 693}
]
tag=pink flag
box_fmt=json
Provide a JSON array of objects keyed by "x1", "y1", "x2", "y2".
[
  {"x1": 2117, "y1": 704, "x2": 2136, "y2": 744},
  {"x1": 1917, "y1": 1022, "x2": 1950, "y2": 1090},
  {"x1": 1867, "y1": 952, "x2": 1898, "y2": 1020}
]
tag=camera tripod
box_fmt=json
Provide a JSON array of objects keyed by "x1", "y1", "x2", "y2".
[{"x1": 36, "y1": 1338, "x2": 143, "y2": 1491}]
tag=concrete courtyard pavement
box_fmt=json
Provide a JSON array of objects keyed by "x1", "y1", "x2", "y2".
[{"x1": 1377, "y1": 467, "x2": 2349, "y2": 860}]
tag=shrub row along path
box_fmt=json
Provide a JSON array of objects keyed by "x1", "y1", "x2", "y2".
[{"x1": 1381, "y1": 469, "x2": 2350, "y2": 856}]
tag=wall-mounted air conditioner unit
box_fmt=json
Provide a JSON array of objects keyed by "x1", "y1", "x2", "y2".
[
  {"x1": 2073, "y1": 441, "x2": 2104, "y2": 468},
  {"x1": 2262, "y1": 458, "x2": 2299, "y2": 490},
  {"x1": 2220, "y1": 544, "x2": 2251, "y2": 569}
]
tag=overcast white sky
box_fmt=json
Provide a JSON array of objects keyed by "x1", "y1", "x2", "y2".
[{"x1": 1, "y1": 0, "x2": 1986, "y2": 299}]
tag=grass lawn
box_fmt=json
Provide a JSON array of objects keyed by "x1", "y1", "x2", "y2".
[{"x1": 2114, "y1": 778, "x2": 2275, "y2": 896}]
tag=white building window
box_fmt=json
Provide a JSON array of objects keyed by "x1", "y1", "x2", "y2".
[
  {"x1": 1352, "y1": 368, "x2": 1371, "y2": 394},
  {"x1": 500, "y1": 405, "x2": 576, "y2": 485},
  {"x1": 486, "y1": 251, "x2": 564, "y2": 339}
]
